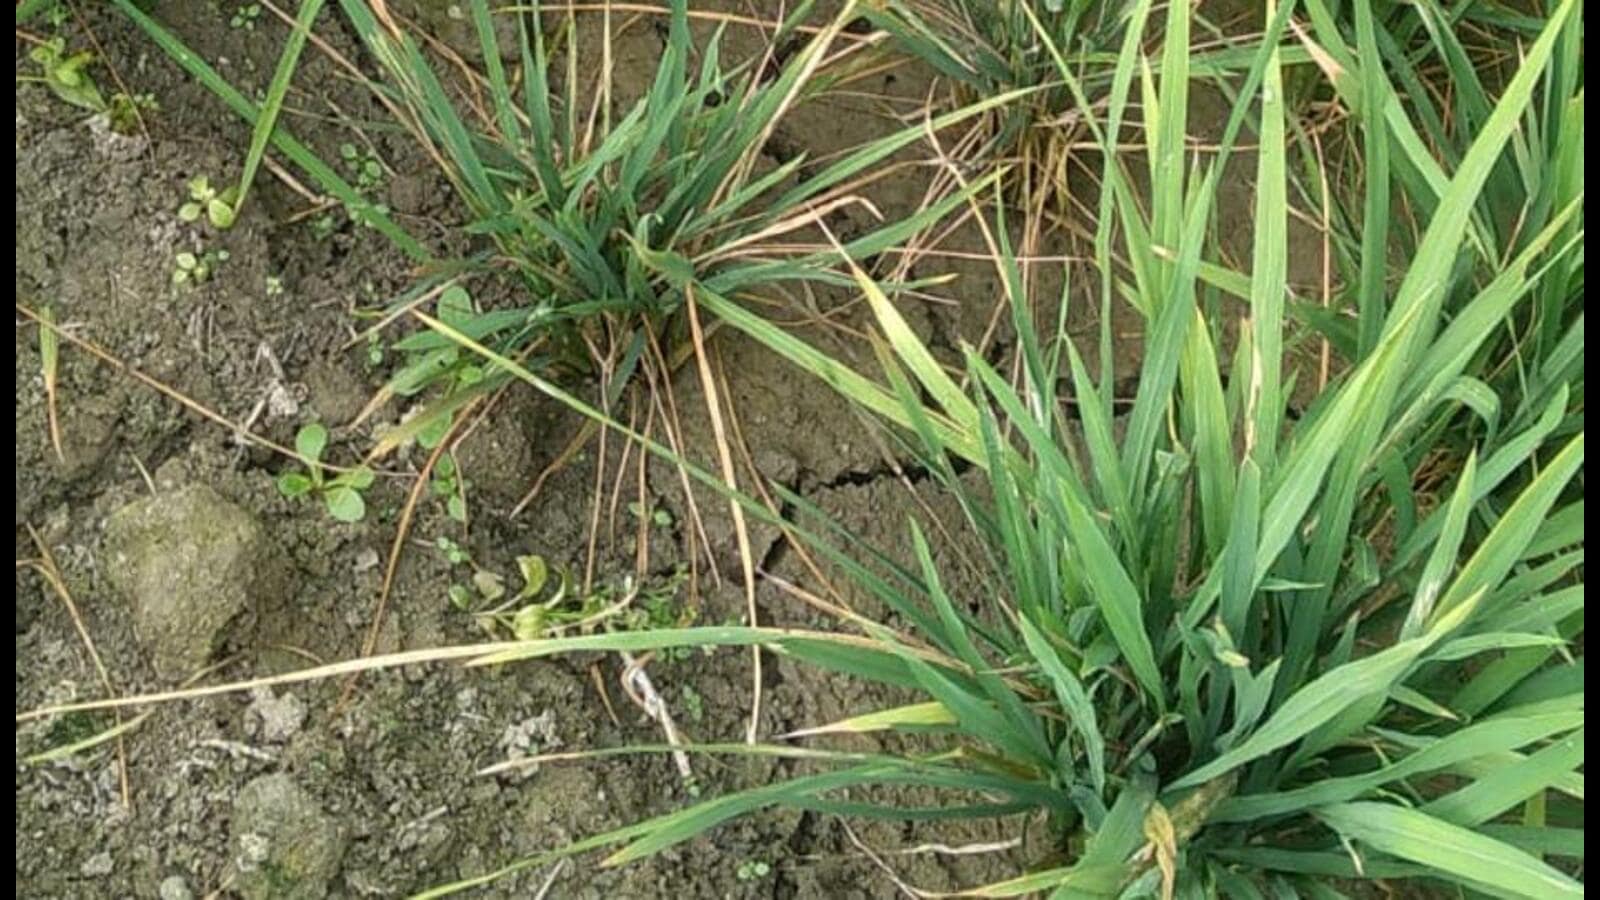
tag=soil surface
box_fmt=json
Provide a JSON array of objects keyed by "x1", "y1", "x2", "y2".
[{"x1": 15, "y1": 3, "x2": 1308, "y2": 898}]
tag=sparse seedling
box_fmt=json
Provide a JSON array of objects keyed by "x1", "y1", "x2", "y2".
[
  {"x1": 229, "y1": 3, "x2": 262, "y2": 31},
  {"x1": 105, "y1": 91, "x2": 157, "y2": 135},
  {"x1": 434, "y1": 535, "x2": 471, "y2": 567},
  {"x1": 177, "y1": 175, "x2": 239, "y2": 229},
  {"x1": 276, "y1": 423, "x2": 375, "y2": 523},
  {"x1": 627, "y1": 501, "x2": 674, "y2": 530},
  {"x1": 430, "y1": 452, "x2": 467, "y2": 523},
  {"x1": 24, "y1": 0, "x2": 73, "y2": 30},
  {"x1": 458, "y1": 556, "x2": 695, "y2": 647},
  {"x1": 309, "y1": 141, "x2": 392, "y2": 232},
  {"x1": 171, "y1": 248, "x2": 228, "y2": 286},
  {"x1": 679, "y1": 685, "x2": 703, "y2": 724},
  {"x1": 338, "y1": 142, "x2": 385, "y2": 193},
  {"x1": 308, "y1": 211, "x2": 339, "y2": 241},
  {"x1": 735, "y1": 860, "x2": 770, "y2": 882},
  {"x1": 364, "y1": 331, "x2": 385, "y2": 369},
  {"x1": 264, "y1": 274, "x2": 285, "y2": 297}
]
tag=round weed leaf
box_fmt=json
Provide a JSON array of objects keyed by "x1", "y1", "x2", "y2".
[
  {"x1": 207, "y1": 198, "x2": 236, "y2": 229},
  {"x1": 416, "y1": 414, "x2": 451, "y2": 449},
  {"x1": 473, "y1": 570, "x2": 506, "y2": 602},
  {"x1": 437, "y1": 285, "x2": 474, "y2": 327},
  {"x1": 275, "y1": 472, "x2": 314, "y2": 498},
  {"x1": 516, "y1": 555, "x2": 548, "y2": 597},
  {"x1": 324, "y1": 485, "x2": 366, "y2": 523},
  {"x1": 338, "y1": 465, "x2": 376, "y2": 491},
  {"x1": 511, "y1": 604, "x2": 546, "y2": 641},
  {"x1": 295, "y1": 422, "x2": 329, "y2": 464}
]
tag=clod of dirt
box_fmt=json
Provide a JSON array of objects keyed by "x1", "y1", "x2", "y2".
[
  {"x1": 305, "y1": 360, "x2": 368, "y2": 426},
  {"x1": 230, "y1": 774, "x2": 346, "y2": 900},
  {"x1": 496, "y1": 710, "x2": 561, "y2": 782},
  {"x1": 80, "y1": 851, "x2": 114, "y2": 877},
  {"x1": 102, "y1": 484, "x2": 267, "y2": 679},
  {"x1": 158, "y1": 876, "x2": 194, "y2": 900},
  {"x1": 453, "y1": 400, "x2": 534, "y2": 503},
  {"x1": 52, "y1": 390, "x2": 122, "y2": 483},
  {"x1": 247, "y1": 687, "x2": 307, "y2": 743}
]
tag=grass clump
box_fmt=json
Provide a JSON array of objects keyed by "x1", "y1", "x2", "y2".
[
  {"x1": 336, "y1": 0, "x2": 1022, "y2": 416},
  {"x1": 861, "y1": 0, "x2": 1118, "y2": 209},
  {"x1": 417, "y1": 0, "x2": 1584, "y2": 895},
  {"x1": 96, "y1": 0, "x2": 1583, "y2": 895}
]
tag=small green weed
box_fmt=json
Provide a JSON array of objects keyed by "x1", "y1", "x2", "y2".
[
  {"x1": 26, "y1": 37, "x2": 105, "y2": 112},
  {"x1": 435, "y1": 535, "x2": 471, "y2": 566},
  {"x1": 453, "y1": 555, "x2": 694, "y2": 649},
  {"x1": 105, "y1": 90, "x2": 157, "y2": 134},
  {"x1": 276, "y1": 423, "x2": 375, "y2": 522},
  {"x1": 229, "y1": 3, "x2": 262, "y2": 31},
  {"x1": 171, "y1": 248, "x2": 229, "y2": 286},
  {"x1": 177, "y1": 175, "x2": 239, "y2": 229},
  {"x1": 364, "y1": 331, "x2": 385, "y2": 368},
  {"x1": 338, "y1": 142, "x2": 385, "y2": 193},
  {"x1": 627, "y1": 500, "x2": 674, "y2": 530},
  {"x1": 735, "y1": 860, "x2": 770, "y2": 882},
  {"x1": 679, "y1": 685, "x2": 704, "y2": 724},
  {"x1": 430, "y1": 452, "x2": 467, "y2": 523}
]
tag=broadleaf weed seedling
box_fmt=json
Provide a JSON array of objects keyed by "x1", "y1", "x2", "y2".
[
  {"x1": 626, "y1": 500, "x2": 674, "y2": 530},
  {"x1": 171, "y1": 248, "x2": 229, "y2": 287},
  {"x1": 338, "y1": 142, "x2": 385, "y2": 193},
  {"x1": 229, "y1": 3, "x2": 262, "y2": 31},
  {"x1": 434, "y1": 535, "x2": 472, "y2": 567},
  {"x1": 735, "y1": 860, "x2": 771, "y2": 882},
  {"x1": 430, "y1": 452, "x2": 467, "y2": 523},
  {"x1": 105, "y1": 90, "x2": 158, "y2": 135},
  {"x1": 26, "y1": 37, "x2": 106, "y2": 112},
  {"x1": 276, "y1": 423, "x2": 375, "y2": 522},
  {"x1": 178, "y1": 175, "x2": 239, "y2": 229}
]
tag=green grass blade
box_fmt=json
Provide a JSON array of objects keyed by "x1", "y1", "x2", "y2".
[
  {"x1": 1017, "y1": 616, "x2": 1106, "y2": 793},
  {"x1": 469, "y1": 0, "x2": 523, "y2": 148},
  {"x1": 233, "y1": 0, "x2": 326, "y2": 216},
  {"x1": 1401, "y1": 453, "x2": 1476, "y2": 639},
  {"x1": 1248, "y1": 0, "x2": 1289, "y2": 460},
  {"x1": 1315, "y1": 802, "x2": 1582, "y2": 898},
  {"x1": 1422, "y1": 728, "x2": 1585, "y2": 827},
  {"x1": 1212, "y1": 711, "x2": 1582, "y2": 822},
  {"x1": 1431, "y1": 433, "x2": 1585, "y2": 628},
  {"x1": 1173, "y1": 597, "x2": 1478, "y2": 791}
]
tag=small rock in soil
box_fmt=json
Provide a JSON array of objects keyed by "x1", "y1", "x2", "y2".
[
  {"x1": 496, "y1": 711, "x2": 560, "y2": 782},
  {"x1": 79, "y1": 851, "x2": 114, "y2": 877},
  {"x1": 103, "y1": 484, "x2": 266, "y2": 679},
  {"x1": 247, "y1": 687, "x2": 307, "y2": 743},
  {"x1": 231, "y1": 774, "x2": 345, "y2": 900}
]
